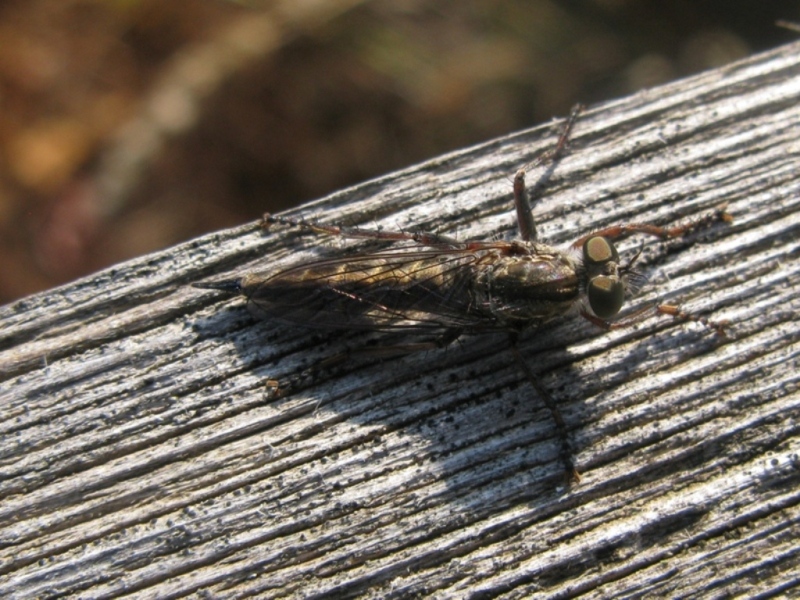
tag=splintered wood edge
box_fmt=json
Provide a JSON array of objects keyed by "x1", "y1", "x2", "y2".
[{"x1": 0, "y1": 42, "x2": 798, "y2": 599}]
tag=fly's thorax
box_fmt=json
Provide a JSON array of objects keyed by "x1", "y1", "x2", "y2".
[{"x1": 473, "y1": 243, "x2": 581, "y2": 326}]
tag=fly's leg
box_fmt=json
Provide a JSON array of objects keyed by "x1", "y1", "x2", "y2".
[
  {"x1": 570, "y1": 204, "x2": 733, "y2": 249},
  {"x1": 514, "y1": 104, "x2": 583, "y2": 242},
  {"x1": 656, "y1": 304, "x2": 729, "y2": 335},
  {"x1": 262, "y1": 213, "x2": 464, "y2": 250},
  {"x1": 509, "y1": 334, "x2": 581, "y2": 484},
  {"x1": 263, "y1": 214, "x2": 531, "y2": 255},
  {"x1": 581, "y1": 304, "x2": 729, "y2": 337}
]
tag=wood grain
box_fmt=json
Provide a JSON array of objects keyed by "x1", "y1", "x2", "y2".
[{"x1": 2, "y1": 40, "x2": 799, "y2": 599}]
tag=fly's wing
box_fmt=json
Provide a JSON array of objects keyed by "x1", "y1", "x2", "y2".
[{"x1": 239, "y1": 247, "x2": 500, "y2": 333}]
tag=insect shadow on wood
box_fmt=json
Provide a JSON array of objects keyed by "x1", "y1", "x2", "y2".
[{"x1": 195, "y1": 106, "x2": 732, "y2": 483}]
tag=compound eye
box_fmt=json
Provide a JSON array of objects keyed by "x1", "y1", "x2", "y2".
[
  {"x1": 583, "y1": 236, "x2": 619, "y2": 266},
  {"x1": 588, "y1": 275, "x2": 625, "y2": 319}
]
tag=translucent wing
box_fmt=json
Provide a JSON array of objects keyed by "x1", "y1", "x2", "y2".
[{"x1": 239, "y1": 246, "x2": 504, "y2": 333}]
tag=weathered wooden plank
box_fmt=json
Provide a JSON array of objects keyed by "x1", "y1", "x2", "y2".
[{"x1": 1, "y1": 40, "x2": 799, "y2": 599}]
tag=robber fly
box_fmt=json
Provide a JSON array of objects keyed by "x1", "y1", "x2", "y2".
[{"x1": 195, "y1": 107, "x2": 730, "y2": 482}]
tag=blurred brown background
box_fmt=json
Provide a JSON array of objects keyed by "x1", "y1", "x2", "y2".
[{"x1": 1, "y1": 0, "x2": 797, "y2": 304}]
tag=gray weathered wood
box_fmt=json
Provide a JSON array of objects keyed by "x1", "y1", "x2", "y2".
[{"x1": 2, "y1": 41, "x2": 799, "y2": 599}]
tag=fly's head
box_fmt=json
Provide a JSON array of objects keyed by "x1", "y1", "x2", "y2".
[{"x1": 580, "y1": 236, "x2": 626, "y2": 320}]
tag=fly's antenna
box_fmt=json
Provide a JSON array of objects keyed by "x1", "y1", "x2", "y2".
[{"x1": 619, "y1": 241, "x2": 645, "y2": 276}]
